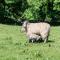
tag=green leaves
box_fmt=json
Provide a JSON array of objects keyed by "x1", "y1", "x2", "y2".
[
  {"x1": 22, "y1": 8, "x2": 34, "y2": 20},
  {"x1": 22, "y1": 7, "x2": 40, "y2": 20},
  {"x1": 0, "y1": 0, "x2": 60, "y2": 24},
  {"x1": 5, "y1": 0, "x2": 20, "y2": 4},
  {"x1": 53, "y1": 0, "x2": 60, "y2": 11}
]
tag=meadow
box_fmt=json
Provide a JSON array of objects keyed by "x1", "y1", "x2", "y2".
[{"x1": 0, "y1": 24, "x2": 60, "y2": 60}]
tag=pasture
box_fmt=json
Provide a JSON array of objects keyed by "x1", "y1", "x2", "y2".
[{"x1": 0, "y1": 24, "x2": 60, "y2": 60}]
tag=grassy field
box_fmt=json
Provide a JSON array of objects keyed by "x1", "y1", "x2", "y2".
[{"x1": 0, "y1": 24, "x2": 60, "y2": 60}]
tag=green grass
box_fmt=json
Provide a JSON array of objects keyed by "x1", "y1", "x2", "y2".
[{"x1": 0, "y1": 24, "x2": 60, "y2": 60}]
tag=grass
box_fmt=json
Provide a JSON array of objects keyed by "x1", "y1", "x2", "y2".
[{"x1": 0, "y1": 24, "x2": 60, "y2": 60}]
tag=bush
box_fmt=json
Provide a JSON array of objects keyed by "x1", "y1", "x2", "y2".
[{"x1": 0, "y1": 0, "x2": 60, "y2": 24}]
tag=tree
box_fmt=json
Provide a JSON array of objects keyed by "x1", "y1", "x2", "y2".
[{"x1": 0, "y1": 0, "x2": 60, "y2": 24}]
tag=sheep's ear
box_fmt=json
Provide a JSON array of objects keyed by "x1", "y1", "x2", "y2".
[
  {"x1": 20, "y1": 19, "x2": 25, "y2": 23},
  {"x1": 21, "y1": 20, "x2": 26, "y2": 23},
  {"x1": 24, "y1": 21, "x2": 29, "y2": 24},
  {"x1": 25, "y1": 21, "x2": 29, "y2": 24}
]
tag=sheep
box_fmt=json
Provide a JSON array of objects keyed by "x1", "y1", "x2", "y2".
[
  {"x1": 27, "y1": 34, "x2": 41, "y2": 43},
  {"x1": 21, "y1": 21, "x2": 41, "y2": 42},
  {"x1": 22, "y1": 21, "x2": 50, "y2": 43}
]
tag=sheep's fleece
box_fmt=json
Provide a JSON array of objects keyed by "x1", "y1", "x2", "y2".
[{"x1": 22, "y1": 21, "x2": 50, "y2": 43}]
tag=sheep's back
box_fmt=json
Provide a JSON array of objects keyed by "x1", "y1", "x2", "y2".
[{"x1": 27, "y1": 23, "x2": 50, "y2": 35}]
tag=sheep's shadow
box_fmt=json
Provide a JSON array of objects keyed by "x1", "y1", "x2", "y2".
[
  {"x1": 48, "y1": 40, "x2": 54, "y2": 43},
  {"x1": 29, "y1": 39, "x2": 54, "y2": 43}
]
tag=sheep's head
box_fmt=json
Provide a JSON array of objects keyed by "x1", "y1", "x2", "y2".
[
  {"x1": 22, "y1": 21, "x2": 29, "y2": 28},
  {"x1": 21, "y1": 21, "x2": 29, "y2": 32}
]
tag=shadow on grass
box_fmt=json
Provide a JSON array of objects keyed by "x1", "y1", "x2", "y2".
[
  {"x1": 28, "y1": 39, "x2": 54, "y2": 43},
  {"x1": 48, "y1": 40, "x2": 54, "y2": 43}
]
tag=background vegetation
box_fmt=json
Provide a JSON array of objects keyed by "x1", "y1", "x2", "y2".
[
  {"x1": 0, "y1": 0, "x2": 60, "y2": 24},
  {"x1": 0, "y1": 0, "x2": 60, "y2": 60}
]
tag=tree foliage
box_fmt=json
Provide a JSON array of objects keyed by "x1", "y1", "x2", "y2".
[{"x1": 0, "y1": 0, "x2": 60, "y2": 24}]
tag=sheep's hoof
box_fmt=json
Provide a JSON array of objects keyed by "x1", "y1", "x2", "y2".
[
  {"x1": 31, "y1": 40, "x2": 34, "y2": 43},
  {"x1": 44, "y1": 40, "x2": 47, "y2": 43}
]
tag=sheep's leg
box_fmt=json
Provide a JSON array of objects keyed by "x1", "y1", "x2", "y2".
[
  {"x1": 44, "y1": 33, "x2": 49, "y2": 43},
  {"x1": 41, "y1": 33, "x2": 48, "y2": 43},
  {"x1": 29, "y1": 38, "x2": 34, "y2": 43},
  {"x1": 44, "y1": 37, "x2": 47, "y2": 43},
  {"x1": 28, "y1": 35, "x2": 34, "y2": 43},
  {"x1": 36, "y1": 36, "x2": 41, "y2": 41},
  {"x1": 32, "y1": 39, "x2": 34, "y2": 43}
]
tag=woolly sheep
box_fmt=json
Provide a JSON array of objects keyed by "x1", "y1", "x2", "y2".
[
  {"x1": 22, "y1": 21, "x2": 50, "y2": 43},
  {"x1": 28, "y1": 34, "x2": 41, "y2": 43}
]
